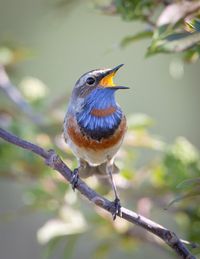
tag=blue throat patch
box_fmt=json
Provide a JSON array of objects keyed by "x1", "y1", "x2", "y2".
[{"x1": 76, "y1": 88, "x2": 122, "y2": 141}]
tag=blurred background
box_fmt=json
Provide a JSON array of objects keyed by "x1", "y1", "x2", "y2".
[{"x1": 0, "y1": 0, "x2": 200, "y2": 258}]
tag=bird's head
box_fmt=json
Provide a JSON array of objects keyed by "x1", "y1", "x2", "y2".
[
  {"x1": 72, "y1": 64, "x2": 129, "y2": 99},
  {"x1": 68, "y1": 64, "x2": 129, "y2": 116}
]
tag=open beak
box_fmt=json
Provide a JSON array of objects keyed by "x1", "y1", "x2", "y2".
[{"x1": 99, "y1": 64, "x2": 129, "y2": 90}]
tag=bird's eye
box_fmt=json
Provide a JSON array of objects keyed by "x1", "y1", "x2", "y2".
[{"x1": 86, "y1": 76, "x2": 96, "y2": 86}]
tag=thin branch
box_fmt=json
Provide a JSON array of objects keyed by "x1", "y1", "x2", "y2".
[
  {"x1": 0, "y1": 127, "x2": 196, "y2": 259},
  {"x1": 0, "y1": 65, "x2": 44, "y2": 125}
]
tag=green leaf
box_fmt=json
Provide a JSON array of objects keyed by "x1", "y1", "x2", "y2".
[
  {"x1": 183, "y1": 48, "x2": 200, "y2": 63},
  {"x1": 0, "y1": 47, "x2": 13, "y2": 65},
  {"x1": 43, "y1": 236, "x2": 63, "y2": 259},
  {"x1": 120, "y1": 30, "x2": 153, "y2": 47},
  {"x1": 153, "y1": 24, "x2": 173, "y2": 40},
  {"x1": 114, "y1": 0, "x2": 156, "y2": 21},
  {"x1": 63, "y1": 235, "x2": 79, "y2": 259},
  {"x1": 166, "y1": 188, "x2": 200, "y2": 209},
  {"x1": 177, "y1": 177, "x2": 200, "y2": 189},
  {"x1": 193, "y1": 18, "x2": 200, "y2": 32},
  {"x1": 147, "y1": 31, "x2": 200, "y2": 56},
  {"x1": 170, "y1": 137, "x2": 199, "y2": 164},
  {"x1": 186, "y1": 18, "x2": 200, "y2": 33}
]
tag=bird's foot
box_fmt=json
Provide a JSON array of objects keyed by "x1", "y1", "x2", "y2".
[
  {"x1": 70, "y1": 168, "x2": 79, "y2": 191},
  {"x1": 112, "y1": 197, "x2": 121, "y2": 220}
]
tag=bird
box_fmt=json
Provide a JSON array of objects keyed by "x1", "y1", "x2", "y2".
[{"x1": 63, "y1": 64, "x2": 129, "y2": 219}]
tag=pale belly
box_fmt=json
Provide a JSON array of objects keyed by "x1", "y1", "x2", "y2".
[{"x1": 67, "y1": 135, "x2": 123, "y2": 166}]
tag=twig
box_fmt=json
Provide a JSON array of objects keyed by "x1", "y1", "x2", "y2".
[
  {"x1": 0, "y1": 127, "x2": 196, "y2": 259},
  {"x1": 0, "y1": 65, "x2": 44, "y2": 125}
]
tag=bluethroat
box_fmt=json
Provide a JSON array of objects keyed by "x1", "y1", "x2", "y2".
[{"x1": 63, "y1": 64, "x2": 128, "y2": 219}]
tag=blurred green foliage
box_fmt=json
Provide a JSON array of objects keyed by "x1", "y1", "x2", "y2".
[
  {"x1": 0, "y1": 2, "x2": 200, "y2": 257},
  {"x1": 99, "y1": 0, "x2": 200, "y2": 63},
  {"x1": 0, "y1": 43, "x2": 33, "y2": 66},
  {"x1": 0, "y1": 47, "x2": 200, "y2": 258}
]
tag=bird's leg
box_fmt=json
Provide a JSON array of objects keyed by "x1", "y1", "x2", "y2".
[
  {"x1": 106, "y1": 159, "x2": 122, "y2": 220},
  {"x1": 71, "y1": 159, "x2": 87, "y2": 191},
  {"x1": 71, "y1": 168, "x2": 79, "y2": 191}
]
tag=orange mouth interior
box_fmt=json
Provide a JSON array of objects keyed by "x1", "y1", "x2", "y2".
[{"x1": 99, "y1": 72, "x2": 116, "y2": 87}]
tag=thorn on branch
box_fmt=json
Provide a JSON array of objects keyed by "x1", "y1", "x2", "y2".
[
  {"x1": 45, "y1": 149, "x2": 60, "y2": 168},
  {"x1": 91, "y1": 196, "x2": 106, "y2": 207}
]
